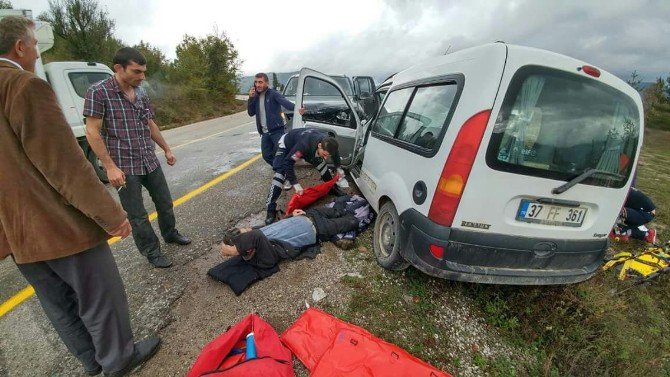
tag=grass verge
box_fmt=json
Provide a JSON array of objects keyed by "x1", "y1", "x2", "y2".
[{"x1": 331, "y1": 127, "x2": 670, "y2": 376}]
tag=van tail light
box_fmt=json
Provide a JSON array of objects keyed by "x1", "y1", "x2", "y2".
[
  {"x1": 428, "y1": 110, "x2": 492, "y2": 227},
  {"x1": 580, "y1": 65, "x2": 601, "y2": 78}
]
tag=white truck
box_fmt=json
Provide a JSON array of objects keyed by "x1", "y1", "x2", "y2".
[{"x1": 1, "y1": 9, "x2": 113, "y2": 181}]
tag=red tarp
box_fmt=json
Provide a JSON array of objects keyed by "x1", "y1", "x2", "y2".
[
  {"x1": 188, "y1": 313, "x2": 294, "y2": 377},
  {"x1": 281, "y1": 308, "x2": 451, "y2": 377},
  {"x1": 284, "y1": 174, "x2": 339, "y2": 216}
]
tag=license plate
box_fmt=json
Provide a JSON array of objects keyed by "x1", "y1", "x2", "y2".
[{"x1": 516, "y1": 200, "x2": 587, "y2": 227}]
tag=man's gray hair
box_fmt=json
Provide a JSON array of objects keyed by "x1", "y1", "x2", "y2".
[{"x1": 0, "y1": 16, "x2": 35, "y2": 55}]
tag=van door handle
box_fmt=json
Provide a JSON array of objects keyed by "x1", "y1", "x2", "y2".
[{"x1": 536, "y1": 198, "x2": 580, "y2": 207}]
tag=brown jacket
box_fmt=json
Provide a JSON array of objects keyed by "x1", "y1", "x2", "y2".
[{"x1": 0, "y1": 61, "x2": 127, "y2": 264}]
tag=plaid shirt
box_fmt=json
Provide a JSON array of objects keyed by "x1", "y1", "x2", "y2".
[{"x1": 83, "y1": 76, "x2": 160, "y2": 175}]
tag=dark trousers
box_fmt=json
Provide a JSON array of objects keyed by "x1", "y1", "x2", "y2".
[
  {"x1": 261, "y1": 131, "x2": 284, "y2": 166},
  {"x1": 622, "y1": 208, "x2": 655, "y2": 240},
  {"x1": 265, "y1": 150, "x2": 334, "y2": 213},
  {"x1": 15, "y1": 243, "x2": 134, "y2": 374},
  {"x1": 118, "y1": 166, "x2": 176, "y2": 260}
]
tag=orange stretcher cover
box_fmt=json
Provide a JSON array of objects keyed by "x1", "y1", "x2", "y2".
[{"x1": 281, "y1": 308, "x2": 451, "y2": 377}]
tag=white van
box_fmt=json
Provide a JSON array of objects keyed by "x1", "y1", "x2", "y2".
[{"x1": 291, "y1": 42, "x2": 643, "y2": 285}]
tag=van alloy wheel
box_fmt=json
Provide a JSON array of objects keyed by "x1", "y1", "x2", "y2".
[{"x1": 373, "y1": 202, "x2": 410, "y2": 271}]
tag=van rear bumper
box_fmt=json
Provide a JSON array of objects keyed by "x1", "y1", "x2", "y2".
[{"x1": 398, "y1": 209, "x2": 607, "y2": 285}]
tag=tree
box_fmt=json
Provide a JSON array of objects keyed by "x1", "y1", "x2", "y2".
[
  {"x1": 0, "y1": 1, "x2": 12, "y2": 9},
  {"x1": 170, "y1": 30, "x2": 241, "y2": 103},
  {"x1": 133, "y1": 40, "x2": 167, "y2": 79},
  {"x1": 38, "y1": 0, "x2": 121, "y2": 65},
  {"x1": 665, "y1": 75, "x2": 670, "y2": 99},
  {"x1": 272, "y1": 72, "x2": 280, "y2": 90},
  {"x1": 643, "y1": 78, "x2": 670, "y2": 131},
  {"x1": 626, "y1": 70, "x2": 643, "y2": 92}
]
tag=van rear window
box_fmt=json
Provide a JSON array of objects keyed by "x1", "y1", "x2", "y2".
[{"x1": 486, "y1": 66, "x2": 640, "y2": 188}]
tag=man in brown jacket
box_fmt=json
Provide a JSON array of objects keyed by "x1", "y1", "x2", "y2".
[{"x1": 0, "y1": 16, "x2": 158, "y2": 376}]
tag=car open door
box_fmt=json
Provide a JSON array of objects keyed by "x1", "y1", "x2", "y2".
[
  {"x1": 292, "y1": 68, "x2": 362, "y2": 168},
  {"x1": 353, "y1": 76, "x2": 378, "y2": 120}
]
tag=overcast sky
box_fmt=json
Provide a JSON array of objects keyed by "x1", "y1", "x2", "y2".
[{"x1": 13, "y1": 0, "x2": 670, "y2": 82}]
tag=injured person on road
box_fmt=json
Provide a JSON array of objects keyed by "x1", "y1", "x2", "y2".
[
  {"x1": 220, "y1": 206, "x2": 359, "y2": 267},
  {"x1": 209, "y1": 196, "x2": 372, "y2": 295}
]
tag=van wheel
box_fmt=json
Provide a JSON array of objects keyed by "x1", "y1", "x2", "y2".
[
  {"x1": 374, "y1": 202, "x2": 410, "y2": 271},
  {"x1": 86, "y1": 148, "x2": 108, "y2": 183}
]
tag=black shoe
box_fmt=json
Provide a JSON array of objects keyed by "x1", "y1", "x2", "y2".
[
  {"x1": 104, "y1": 336, "x2": 161, "y2": 377},
  {"x1": 86, "y1": 364, "x2": 102, "y2": 376},
  {"x1": 148, "y1": 254, "x2": 172, "y2": 268},
  {"x1": 265, "y1": 210, "x2": 277, "y2": 225},
  {"x1": 165, "y1": 231, "x2": 191, "y2": 245},
  {"x1": 328, "y1": 186, "x2": 347, "y2": 197}
]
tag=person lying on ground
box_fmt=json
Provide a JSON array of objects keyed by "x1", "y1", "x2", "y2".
[{"x1": 220, "y1": 207, "x2": 359, "y2": 268}]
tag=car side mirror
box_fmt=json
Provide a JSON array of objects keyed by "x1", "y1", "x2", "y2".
[{"x1": 359, "y1": 92, "x2": 371, "y2": 99}]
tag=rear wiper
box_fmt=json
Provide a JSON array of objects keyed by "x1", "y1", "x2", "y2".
[{"x1": 552, "y1": 168, "x2": 624, "y2": 195}]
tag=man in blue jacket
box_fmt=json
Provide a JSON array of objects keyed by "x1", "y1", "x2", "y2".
[{"x1": 247, "y1": 73, "x2": 304, "y2": 165}]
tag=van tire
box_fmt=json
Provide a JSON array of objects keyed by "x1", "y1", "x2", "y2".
[
  {"x1": 86, "y1": 148, "x2": 108, "y2": 183},
  {"x1": 374, "y1": 202, "x2": 410, "y2": 271}
]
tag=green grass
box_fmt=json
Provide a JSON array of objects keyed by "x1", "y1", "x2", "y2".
[{"x1": 334, "y1": 127, "x2": 670, "y2": 376}]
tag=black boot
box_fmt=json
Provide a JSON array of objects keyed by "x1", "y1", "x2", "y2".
[{"x1": 265, "y1": 210, "x2": 277, "y2": 225}]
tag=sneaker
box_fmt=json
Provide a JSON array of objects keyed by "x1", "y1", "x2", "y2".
[
  {"x1": 644, "y1": 228, "x2": 657, "y2": 244},
  {"x1": 283, "y1": 181, "x2": 292, "y2": 190},
  {"x1": 609, "y1": 230, "x2": 630, "y2": 242}
]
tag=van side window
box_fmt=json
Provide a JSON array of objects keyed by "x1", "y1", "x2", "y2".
[
  {"x1": 68, "y1": 72, "x2": 111, "y2": 98},
  {"x1": 486, "y1": 66, "x2": 640, "y2": 188},
  {"x1": 396, "y1": 84, "x2": 457, "y2": 149},
  {"x1": 372, "y1": 87, "x2": 413, "y2": 137}
]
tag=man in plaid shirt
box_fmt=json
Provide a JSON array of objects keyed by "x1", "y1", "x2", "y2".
[{"x1": 84, "y1": 47, "x2": 191, "y2": 268}]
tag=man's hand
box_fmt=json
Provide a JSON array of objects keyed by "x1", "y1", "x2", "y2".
[
  {"x1": 248, "y1": 86, "x2": 256, "y2": 98},
  {"x1": 108, "y1": 219, "x2": 131, "y2": 238},
  {"x1": 298, "y1": 106, "x2": 305, "y2": 115},
  {"x1": 165, "y1": 150, "x2": 176, "y2": 166},
  {"x1": 107, "y1": 165, "x2": 126, "y2": 188},
  {"x1": 292, "y1": 209, "x2": 306, "y2": 216},
  {"x1": 293, "y1": 183, "x2": 304, "y2": 196},
  {"x1": 220, "y1": 243, "x2": 238, "y2": 257}
]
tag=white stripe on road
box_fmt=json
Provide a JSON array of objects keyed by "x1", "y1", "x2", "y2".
[{"x1": 172, "y1": 121, "x2": 255, "y2": 150}]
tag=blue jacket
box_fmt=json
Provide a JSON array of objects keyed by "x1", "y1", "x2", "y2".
[
  {"x1": 280, "y1": 128, "x2": 341, "y2": 185},
  {"x1": 247, "y1": 88, "x2": 295, "y2": 135}
]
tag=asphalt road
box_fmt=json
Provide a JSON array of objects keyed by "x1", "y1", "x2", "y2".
[{"x1": 0, "y1": 111, "x2": 268, "y2": 376}]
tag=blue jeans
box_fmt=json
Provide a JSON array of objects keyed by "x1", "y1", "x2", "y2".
[
  {"x1": 261, "y1": 131, "x2": 284, "y2": 166},
  {"x1": 260, "y1": 216, "x2": 317, "y2": 248}
]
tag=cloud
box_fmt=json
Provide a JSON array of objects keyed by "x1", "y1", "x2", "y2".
[{"x1": 264, "y1": 0, "x2": 670, "y2": 81}]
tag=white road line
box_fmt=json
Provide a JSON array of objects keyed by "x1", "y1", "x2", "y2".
[{"x1": 172, "y1": 121, "x2": 255, "y2": 150}]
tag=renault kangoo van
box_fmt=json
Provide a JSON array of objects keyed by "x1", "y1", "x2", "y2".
[{"x1": 291, "y1": 43, "x2": 642, "y2": 285}]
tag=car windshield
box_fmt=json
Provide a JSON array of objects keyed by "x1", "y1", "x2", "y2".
[
  {"x1": 486, "y1": 66, "x2": 640, "y2": 188},
  {"x1": 283, "y1": 76, "x2": 353, "y2": 96}
]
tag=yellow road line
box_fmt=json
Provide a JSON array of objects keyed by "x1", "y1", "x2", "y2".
[{"x1": 0, "y1": 153, "x2": 262, "y2": 319}]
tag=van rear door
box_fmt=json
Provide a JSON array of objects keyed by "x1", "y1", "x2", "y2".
[
  {"x1": 292, "y1": 68, "x2": 362, "y2": 167},
  {"x1": 457, "y1": 47, "x2": 643, "y2": 242}
]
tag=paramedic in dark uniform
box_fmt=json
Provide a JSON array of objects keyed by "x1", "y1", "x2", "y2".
[{"x1": 264, "y1": 128, "x2": 343, "y2": 225}]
